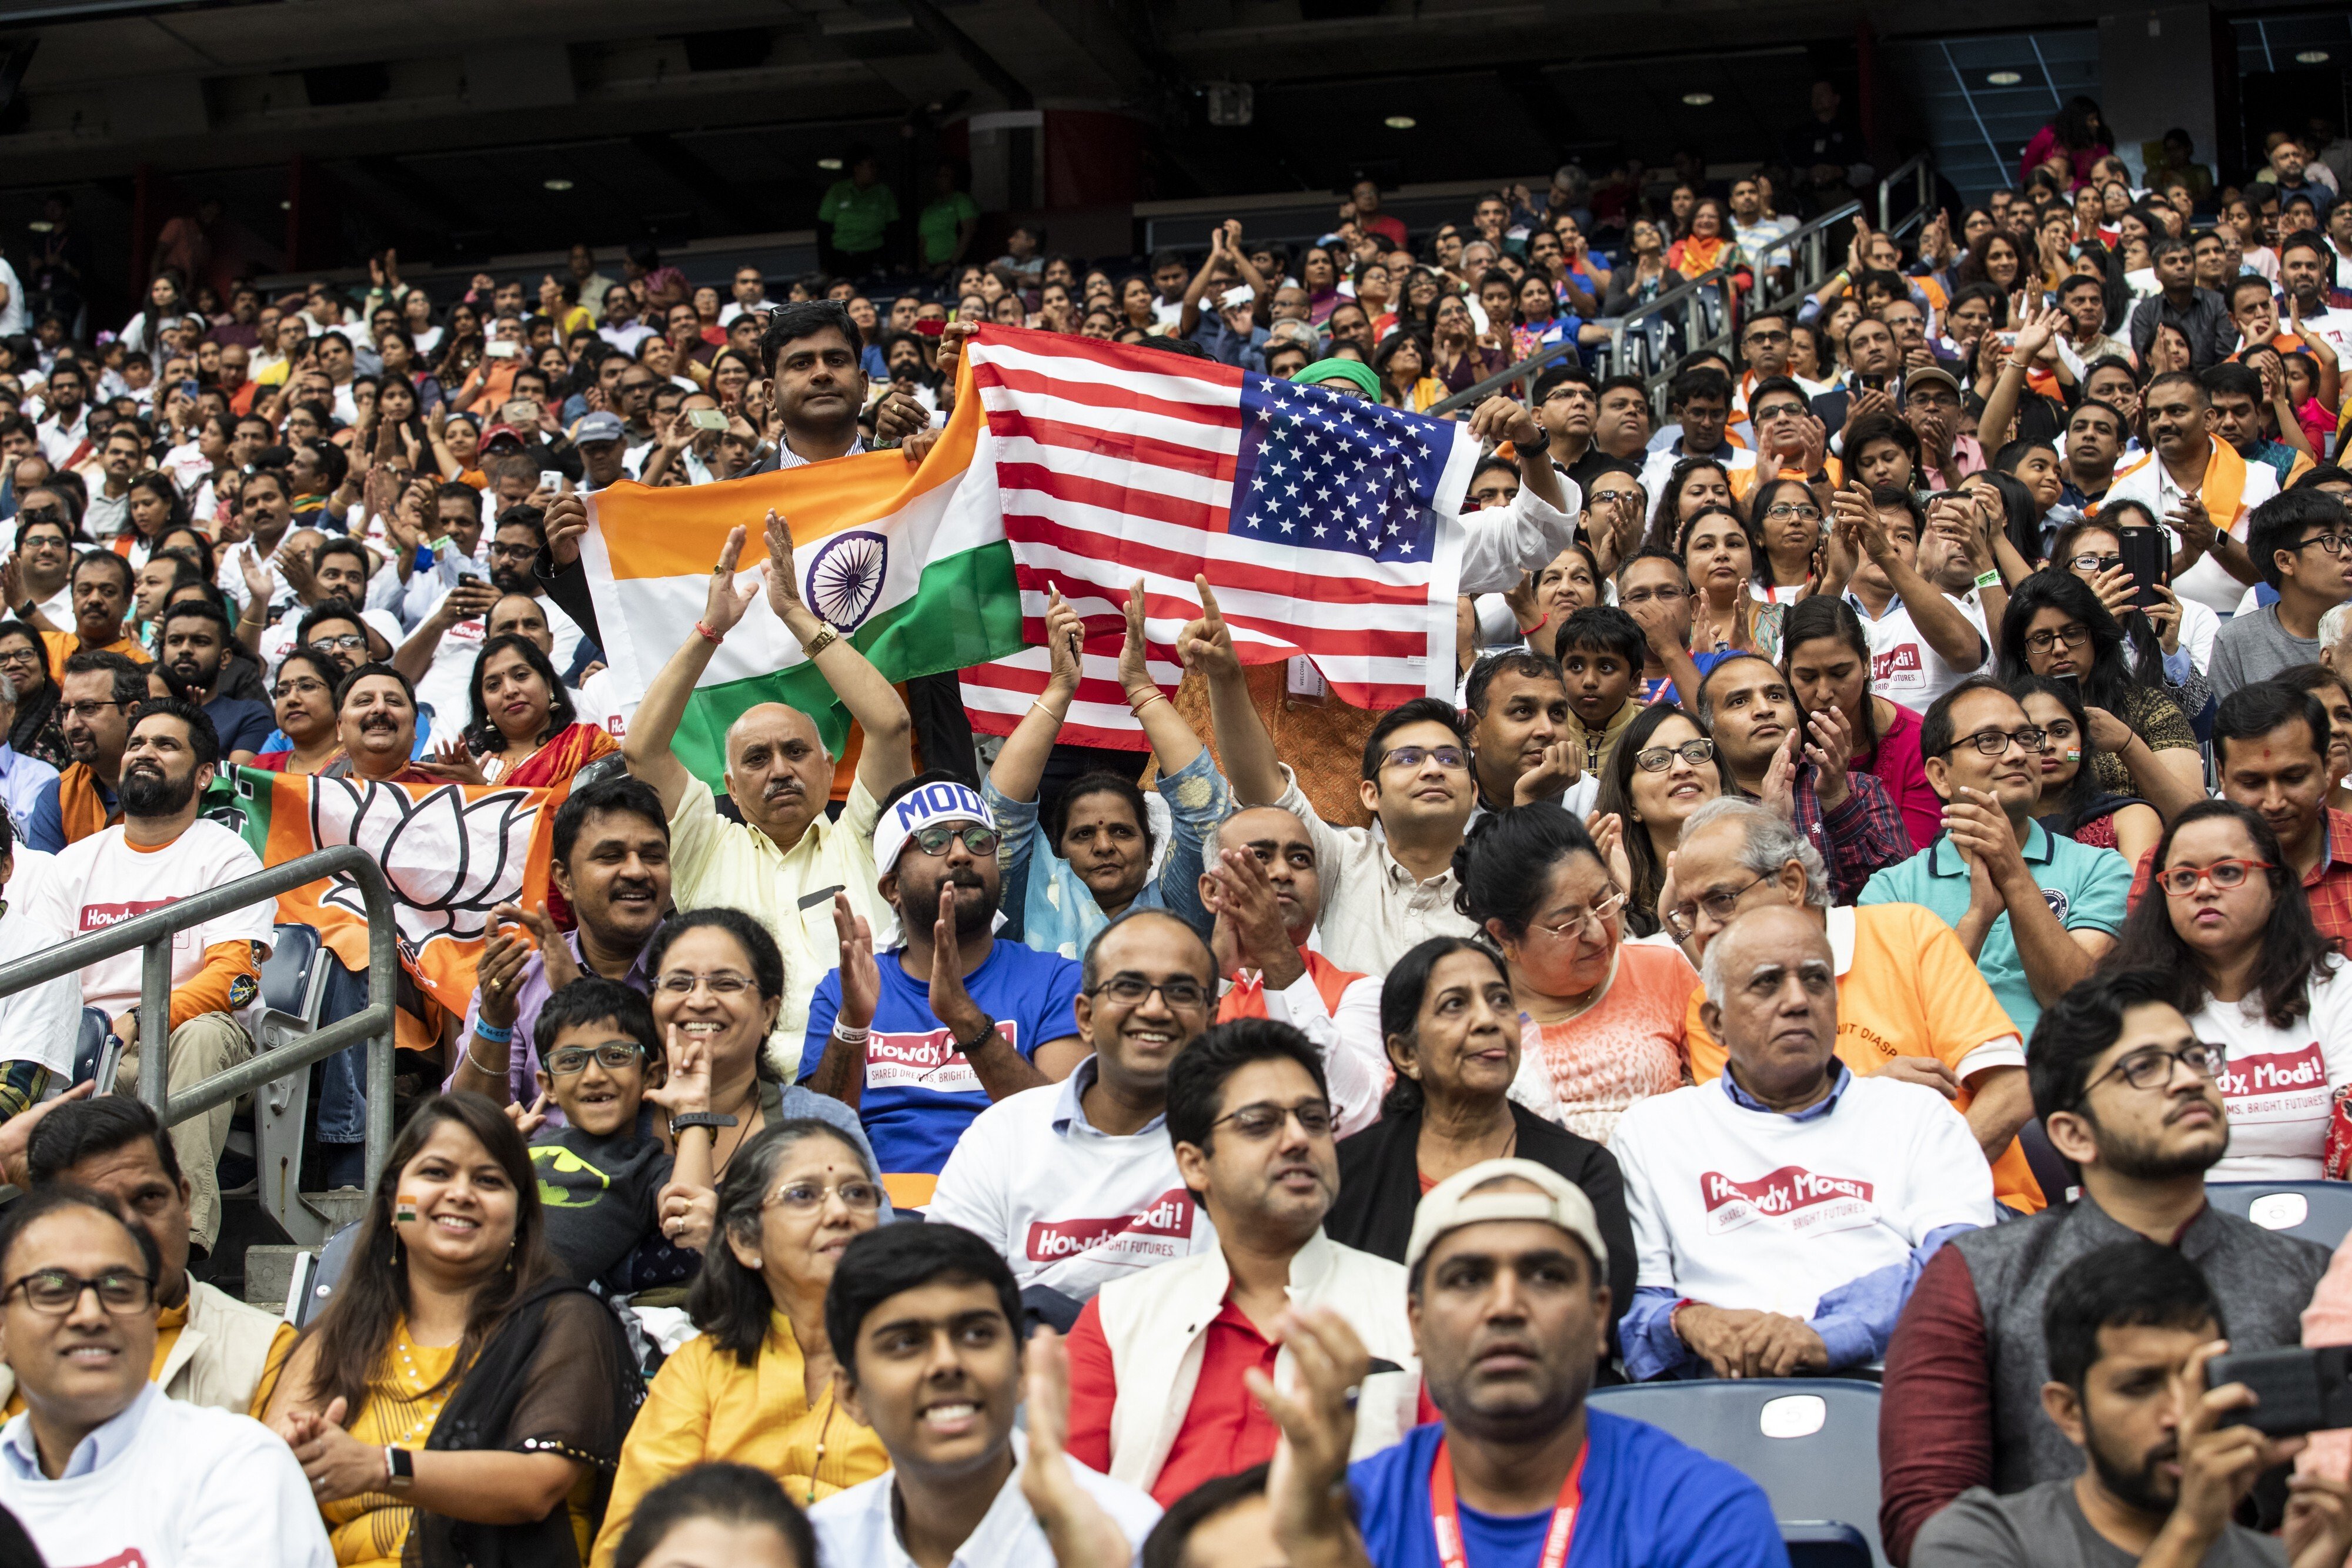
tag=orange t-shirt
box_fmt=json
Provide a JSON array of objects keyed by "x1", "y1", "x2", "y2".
[
  {"x1": 1683, "y1": 902, "x2": 2042, "y2": 1211},
  {"x1": 1519, "y1": 941, "x2": 1696, "y2": 1145}
]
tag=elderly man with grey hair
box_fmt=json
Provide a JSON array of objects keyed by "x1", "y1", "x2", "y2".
[
  {"x1": 1666, "y1": 795, "x2": 2043, "y2": 1213},
  {"x1": 1612, "y1": 903, "x2": 1997, "y2": 1380}
]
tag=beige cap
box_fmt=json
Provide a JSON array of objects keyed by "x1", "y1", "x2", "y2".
[{"x1": 1404, "y1": 1158, "x2": 1609, "y2": 1276}]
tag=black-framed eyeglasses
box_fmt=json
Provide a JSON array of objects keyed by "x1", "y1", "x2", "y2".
[
  {"x1": 1635, "y1": 738, "x2": 1715, "y2": 773},
  {"x1": 1211, "y1": 1098, "x2": 1335, "y2": 1141},
  {"x1": 2294, "y1": 533, "x2": 2352, "y2": 557},
  {"x1": 4, "y1": 1268, "x2": 155, "y2": 1315},
  {"x1": 1664, "y1": 874, "x2": 1770, "y2": 940},
  {"x1": 908, "y1": 823, "x2": 999, "y2": 858},
  {"x1": 546, "y1": 1042, "x2": 646, "y2": 1076},
  {"x1": 1939, "y1": 727, "x2": 2047, "y2": 757},
  {"x1": 0, "y1": 647, "x2": 43, "y2": 666},
  {"x1": 2077, "y1": 1041, "x2": 2225, "y2": 1105},
  {"x1": 1085, "y1": 974, "x2": 1210, "y2": 1010},
  {"x1": 2068, "y1": 553, "x2": 2123, "y2": 573},
  {"x1": 2024, "y1": 625, "x2": 2091, "y2": 654}
]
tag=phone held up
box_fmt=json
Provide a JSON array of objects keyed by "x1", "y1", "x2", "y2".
[{"x1": 2205, "y1": 1346, "x2": 2352, "y2": 1437}]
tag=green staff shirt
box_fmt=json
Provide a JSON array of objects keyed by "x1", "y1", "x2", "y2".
[{"x1": 820, "y1": 179, "x2": 900, "y2": 256}]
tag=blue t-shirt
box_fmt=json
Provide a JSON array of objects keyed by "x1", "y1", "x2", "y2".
[
  {"x1": 800, "y1": 938, "x2": 1081, "y2": 1178},
  {"x1": 1349, "y1": 1415, "x2": 1787, "y2": 1568},
  {"x1": 203, "y1": 695, "x2": 276, "y2": 758}
]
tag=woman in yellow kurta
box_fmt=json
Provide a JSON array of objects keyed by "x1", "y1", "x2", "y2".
[{"x1": 590, "y1": 1119, "x2": 890, "y2": 1566}]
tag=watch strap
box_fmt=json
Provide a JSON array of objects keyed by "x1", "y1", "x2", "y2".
[
  {"x1": 669, "y1": 1112, "x2": 739, "y2": 1132},
  {"x1": 385, "y1": 1446, "x2": 414, "y2": 1490},
  {"x1": 803, "y1": 623, "x2": 841, "y2": 658}
]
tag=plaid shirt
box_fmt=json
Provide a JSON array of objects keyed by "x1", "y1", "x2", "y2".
[
  {"x1": 2131, "y1": 807, "x2": 2352, "y2": 949},
  {"x1": 1786, "y1": 765, "x2": 1912, "y2": 906}
]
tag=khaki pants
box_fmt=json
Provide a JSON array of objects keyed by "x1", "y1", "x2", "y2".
[{"x1": 114, "y1": 1011, "x2": 252, "y2": 1252}]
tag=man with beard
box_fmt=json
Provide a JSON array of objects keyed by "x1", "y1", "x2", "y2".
[
  {"x1": 397, "y1": 509, "x2": 577, "y2": 747},
  {"x1": 2106, "y1": 372, "x2": 2280, "y2": 616},
  {"x1": 2281, "y1": 232, "x2": 2352, "y2": 365},
  {"x1": 156, "y1": 601, "x2": 269, "y2": 763},
  {"x1": 1911, "y1": 1240, "x2": 2352, "y2": 1568},
  {"x1": 1878, "y1": 968, "x2": 2334, "y2": 1563},
  {"x1": 449, "y1": 775, "x2": 671, "y2": 1120},
  {"x1": 25, "y1": 649, "x2": 144, "y2": 851},
  {"x1": 801, "y1": 772, "x2": 1084, "y2": 1201},
  {"x1": 26, "y1": 699, "x2": 270, "y2": 1252}
]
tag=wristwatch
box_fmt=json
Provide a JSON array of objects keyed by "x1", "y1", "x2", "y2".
[
  {"x1": 385, "y1": 1446, "x2": 415, "y2": 1492},
  {"x1": 1516, "y1": 424, "x2": 1551, "y2": 454},
  {"x1": 803, "y1": 621, "x2": 841, "y2": 658},
  {"x1": 669, "y1": 1112, "x2": 738, "y2": 1133}
]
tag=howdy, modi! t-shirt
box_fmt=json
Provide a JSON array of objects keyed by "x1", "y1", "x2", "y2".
[
  {"x1": 2191, "y1": 966, "x2": 2352, "y2": 1182},
  {"x1": 802, "y1": 937, "x2": 1082, "y2": 1180}
]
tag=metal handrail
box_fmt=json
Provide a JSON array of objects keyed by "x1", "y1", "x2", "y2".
[
  {"x1": 1426, "y1": 335, "x2": 1585, "y2": 417},
  {"x1": 1426, "y1": 268, "x2": 1733, "y2": 419},
  {"x1": 0, "y1": 844, "x2": 400, "y2": 1183},
  {"x1": 1755, "y1": 199, "x2": 1865, "y2": 311}
]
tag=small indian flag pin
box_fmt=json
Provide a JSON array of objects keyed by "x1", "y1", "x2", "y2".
[{"x1": 394, "y1": 1194, "x2": 420, "y2": 1223}]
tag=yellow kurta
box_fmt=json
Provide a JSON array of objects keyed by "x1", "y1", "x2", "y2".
[{"x1": 591, "y1": 1311, "x2": 887, "y2": 1568}]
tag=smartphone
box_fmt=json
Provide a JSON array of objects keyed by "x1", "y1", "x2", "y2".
[
  {"x1": 2206, "y1": 1346, "x2": 2352, "y2": 1437},
  {"x1": 2119, "y1": 525, "x2": 2170, "y2": 612},
  {"x1": 485, "y1": 341, "x2": 519, "y2": 360},
  {"x1": 1858, "y1": 374, "x2": 1887, "y2": 393},
  {"x1": 913, "y1": 317, "x2": 946, "y2": 337},
  {"x1": 537, "y1": 469, "x2": 564, "y2": 494},
  {"x1": 1220, "y1": 283, "x2": 1255, "y2": 310},
  {"x1": 687, "y1": 408, "x2": 729, "y2": 433},
  {"x1": 179, "y1": 379, "x2": 200, "y2": 399},
  {"x1": 502, "y1": 398, "x2": 539, "y2": 427}
]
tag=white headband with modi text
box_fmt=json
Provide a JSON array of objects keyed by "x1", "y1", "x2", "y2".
[{"x1": 873, "y1": 779, "x2": 998, "y2": 872}]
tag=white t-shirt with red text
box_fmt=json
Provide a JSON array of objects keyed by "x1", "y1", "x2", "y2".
[
  {"x1": 1847, "y1": 589, "x2": 1989, "y2": 716},
  {"x1": 1612, "y1": 1071, "x2": 1996, "y2": 1322},
  {"x1": 926, "y1": 1056, "x2": 1217, "y2": 1302},
  {"x1": 2194, "y1": 964, "x2": 2352, "y2": 1181},
  {"x1": 29, "y1": 820, "x2": 274, "y2": 1016}
]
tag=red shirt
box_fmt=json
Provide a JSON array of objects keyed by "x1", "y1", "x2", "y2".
[
  {"x1": 2129, "y1": 806, "x2": 2352, "y2": 952},
  {"x1": 1855, "y1": 700, "x2": 1940, "y2": 854},
  {"x1": 1064, "y1": 1291, "x2": 1281, "y2": 1507}
]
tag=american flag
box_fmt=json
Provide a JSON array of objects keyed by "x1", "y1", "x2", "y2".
[{"x1": 958, "y1": 328, "x2": 1481, "y2": 748}]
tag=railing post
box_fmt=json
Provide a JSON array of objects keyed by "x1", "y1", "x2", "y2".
[
  {"x1": 363, "y1": 866, "x2": 398, "y2": 1189},
  {"x1": 137, "y1": 935, "x2": 171, "y2": 1108}
]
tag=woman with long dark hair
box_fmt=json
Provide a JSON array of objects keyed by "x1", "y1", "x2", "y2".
[
  {"x1": 1678, "y1": 504, "x2": 1777, "y2": 658},
  {"x1": 430, "y1": 633, "x2": 613, "y2": 790},
  {"x1": 262, "y1": 1093, "x2": 639, "y2": 1568},
  {"x1": 607, "y1": 1466, "x2": 815, "y2": 1568},
  {"x1": 1324, "y1": 934, "x2": 1636, "y2": 1340},
  {"x1": 1993, "y1": 570, "x2": 2202, "y2": 813},
  {"x1": 2106, "y1": 800, "x2": 2352, "y2": 1179},
  {"x1": 1780, "y1": 595, "x2": 1939, "y2": 850},
  {"x1": 2047, "y1": 509, "x2": 2212, "y2": 723},
  {"x1": 1643, "y1": 456, "x2": 1735, "y2": 551},
  {"x1": 0, "y1": 620, "x2": 65, "y2": 770},
  {"x1": 1452, "y1": 807, "x2": 1696, "y2": 1144},
  {"x1": 2011, "y1": 673, "x2": 2160, "y2": 861},
  {"x1": 1591, "y1": 703, "x2": 1736, "y2": 938},
  {"x1": 592, "y1": 1121, "x2": 888, "y2": 1564}
]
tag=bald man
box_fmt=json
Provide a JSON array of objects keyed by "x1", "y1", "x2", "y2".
[{"x1": 623, "y1": 515, "x2": 913, "y2": 1074}]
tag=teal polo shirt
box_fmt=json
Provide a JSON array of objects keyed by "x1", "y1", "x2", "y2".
[{"x1": 1857, "y1": 818, "x2": 2130, "y2": 1037}]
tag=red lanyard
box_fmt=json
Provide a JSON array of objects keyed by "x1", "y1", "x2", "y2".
[{"x1": 1430, "y1": 1436, "x2": 1589, "y2": 1568}]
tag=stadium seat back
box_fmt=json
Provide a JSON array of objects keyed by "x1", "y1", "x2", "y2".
[
  {"x1": 2204, "y1": 1181, "x2": 2352, "y2": 1250},
  {"x1": 69, "y1": 1007, "x2": 111, "y2": 1087},
  {"x1": 1783, "y1": 1521, "x2": 1875, "y2": 1568},
  {"x1": 1588, "y1": 1379, "x2": 1887, "y2": 1567}
]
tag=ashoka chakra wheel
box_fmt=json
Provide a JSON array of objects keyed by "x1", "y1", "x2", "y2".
[{"x1": 806, "y1": 530, "x2": 888, "y2": 629}]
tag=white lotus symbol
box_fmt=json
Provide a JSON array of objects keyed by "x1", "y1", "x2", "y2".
[{"x1": 308, "y1": 779, "x2": 542, "y2": 948}]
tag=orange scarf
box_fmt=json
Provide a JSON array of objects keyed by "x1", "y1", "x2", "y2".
[
  {"x1": 1217, "y1": 947, "x2": 1365, "y2": 1024},
  {"x1": 55, "y1": 763, "x2": 118, "y2": 847}
]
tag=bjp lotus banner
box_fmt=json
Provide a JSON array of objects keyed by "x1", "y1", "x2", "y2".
[{"x1": 202, "y1": 766, "x2": 560, "y2": 1026}]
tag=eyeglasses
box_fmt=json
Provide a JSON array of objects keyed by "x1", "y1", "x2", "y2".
[
  {"x1": 2155, "y1": 858, "x2": 2275, "y2": 898},
  {"x1": 4, "y1": 1268, "x2": 155, "y2": 1315},
  {"x1": 1663, "y1": 875, "x2": 1770, "y2": 940},
  {"x1": 766, "y1": 1178, "x2": 884, "y2": 1214},
  {"x1": 654, "y1": 969, "x2": 755, "y2": 997},
  {"x1": 1743, "y1": 330, "x2": 1792, "y2": 346},
  {"x1": 1381, "y1": 745, "x2": 1468, "y2": 773},
  {"x1": 2294, "y1": 533, "x2": 2352, "y2": 557},
  {"x1": 1211, "y1": 1098, "x2": 1335, "y2": 1141},
  {"x1": 1085, "y1": 974, "x2": 1210, "y2": 1010},
  {"x1": 1763, "y1": 502, "x2": 1823, "y2": 522},
  {"x1": 2079, "y1": 1041, "x2": 2226, "y2": 1103},
  {"x1": 1531, "y1": 887, "x2": 1628, "y2": 940},
  {"x1": 58, "y1": 700, "x2": 122, "y2": 723},
  {"x1": 546, "y1": 1042, "x2": 646, "y2": 1076},
  {"x1": 273, "y1": 677, "x2": 331, "y2": 700},
  {"x1": 1634, "y1": 738, "x2": 1716, "y2": 773},
  {"x1": 2069, "y1": 553, "x2": 2123, "y2": 573},
  {"x1": 487, "y1": 541, "x2": 537, "y2": 560},
  {"x1": 1940, "y1": 727, "x2": 2047, "y2": 757},
  {"x1": 0, "y1": 647, "x2": 42, "y2": 666},
  {"x1": 308, "y1": 634, "x2": 368, "y2": 653},
  {"x1": 908, "y1": 823, "x2": 1000, "y2": 858},
  {"x1": 2024, "y1": 625, "x2": 2092, "y2": 654}
]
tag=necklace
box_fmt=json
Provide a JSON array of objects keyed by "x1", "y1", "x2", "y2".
[{"x1": 703, "y1": 1084, "x2": 764, "y2": 1180}]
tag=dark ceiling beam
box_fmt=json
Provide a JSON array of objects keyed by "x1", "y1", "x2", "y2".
[
  {"x1": 629, "y1": 130, "x2": 768, "y2": 235},
  {"x1": 898, "y1": 0, "x2": 1031, "y2": 109}
]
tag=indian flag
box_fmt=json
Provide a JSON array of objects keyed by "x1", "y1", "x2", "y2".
[{"x1": 582, "y1": 355, "x2": 1025, "y2": 784}]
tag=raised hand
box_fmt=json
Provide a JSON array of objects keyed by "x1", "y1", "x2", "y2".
[
  {"x1": 698, "y1": 525, "x2": 760, "y2": 640},
  {"x1": 834, "y1": 892, "x2": 879, "y2": 1030},
  {"x1": 1117, "y1": 581, "x2": 1157, "y2": 700},
  {"x1": 761, "y1": 509, "x2": 818, "y2": 637},
  {"x1": 1041, "y1": 586, "x2": 1085, "y2": 698},
  {"x1": 1201, "y1": 845, "x2": 1302, "y2": 987},
  {"x1": 1021, "y1": 1326, "x2": 1139, "y2": 1568},
  {"x1": 1467, "y1": 393, "x2": 1542, "y2": 450},
  {"x1": 927, "y1": 884, "x2": 984, "y2": 1038},
  {"x1": 416, "y1": 737, "x2": 487, "y2": 787},
  {"x1": 642, "y1": 1022, "x2": 711, "y2": 1116},
  {"x1": 505, "y1": 1091, "x2": 551, "y2": 1139},
  {"x1": 1177, "y1": 574, "x2": 1240, "y2": 680},
  {"x1": 1512, "y1": 738, "x2": 1583, "y2": 806},
  {"x1": 1250, "y1": 1307, "x2": 1371, "y2": 1568}
]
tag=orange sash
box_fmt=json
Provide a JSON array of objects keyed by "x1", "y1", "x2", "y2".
[
  {"x1": 1218, "y1": 947, "x2": 1364, "y2": 1022},
  {"x1": 55, "y1": 763, "x2": 118, "y2": 846}
]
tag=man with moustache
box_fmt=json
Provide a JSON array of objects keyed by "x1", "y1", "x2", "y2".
[
  {"x1": 25, "y1": 649, "x2": 145, "y2": 852},
  {"x1": 323, "y1": 663, "x2": 437, "y2": 784},
  {"x1": 156, "y1": 600, "x2": 271, "y2": 763},
  {"x1": 27, "y1": 699, "x2": 270, "y2": 1252}
]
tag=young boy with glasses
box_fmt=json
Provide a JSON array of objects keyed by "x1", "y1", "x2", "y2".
[{"x1": 2211, "y1": 489, "x2": 2352, "y2": 698}]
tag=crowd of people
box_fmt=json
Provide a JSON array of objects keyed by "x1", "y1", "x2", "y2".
[{"x1": 2, "y1": 86, "x2": 2352, "y2": 1568}]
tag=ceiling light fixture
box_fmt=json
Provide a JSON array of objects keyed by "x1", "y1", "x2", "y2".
[
  {"x1": 279, "y1": 200, "x2": 292, "y2": 210},
  {"x1": 1682, "y1": 92, "x2": 1715, "y2": 106},
  {"x1": 2296, "y1": 48, "x2": 2331, "y2": 63},
  {"x1": 817, "y1": 157, "x2": 843, "y2": 170},
  {"x1": 1384, "y1": 115, "x2": 1415, "y2": 129},
  {"x1": 543, "y1": 178, "x2": 574, "y2": 192},
  {"x1": 1985, "y1": 70, "x2": 2023, "y2": 85}
]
